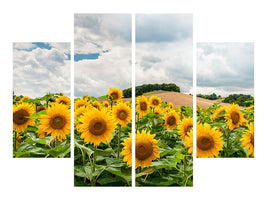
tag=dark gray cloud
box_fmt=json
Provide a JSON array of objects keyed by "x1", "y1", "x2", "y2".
[{"x1": 197, "y1": 43, "x2": 254, "y2": 96}]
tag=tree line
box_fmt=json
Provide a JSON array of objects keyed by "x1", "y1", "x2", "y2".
[{"x1": 123, "y1": 83, "x2": 180, "y2": 98}]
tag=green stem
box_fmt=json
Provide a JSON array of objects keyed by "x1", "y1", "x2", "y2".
[
  {"x1": 226, "y1": 130, "x2": 230, "y2": 157},
  {"x1": 14, "y1": 131, "x2": 17, "y2": 154},
  {"x1": 91, "y1": 146, "x2": 97, "y2": 186},
  {"x1": 183, "y1": 154, "x2": 187, "y2": 186},
  {"x1": 117, "y1": 125, "x2": 121, "y2": 159}
]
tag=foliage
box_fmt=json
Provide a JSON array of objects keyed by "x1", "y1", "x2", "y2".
[
  {"x1": 222, "y1": 94, "x2": 254, "y2": 107},
  {"x1": 197, "y1": 93, "x2": 220, "y2": 100},
  {"x1": 123, "y1": 83, "x2": 180, "y2": 98}
]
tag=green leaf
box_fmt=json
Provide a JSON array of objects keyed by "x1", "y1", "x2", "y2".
[
  {"x1": 74, "y1": 141, "x2": 94, "y2": 156},
  {"x1": 74, "y1": 165, "x2": 92, "y2": 181},
  {"x1": 25, "y1": 132, "x2": 53, "y2": 145},
  {"x1": 135, "y1": 167, "x2": 155, "y2": 178},
  {"x1": 105, "y1": 158, "x2": 125, "y2": 168},
  {"x1": 14, "y1": 143, "x2": 46, "y2": 157},
  {"x1": 150, "y1": 158, "x2": 177, "y2": 169},
  {"x1": 105, "y1": 167, "x2": 132, "y2": 182},
  {"x1": 98, "y1": 95, "x2": 109, "y2": 100},
  {"x1": 27, "y1": 110, "x2": 47, "y2": 119},
  {"x1": 45, "y1": 145, "x2": 70, "y2": 157}
]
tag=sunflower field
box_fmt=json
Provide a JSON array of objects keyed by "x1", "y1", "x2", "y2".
[
  {"x1": 134, "y1": 95, "x2": 193, "y2": 186},
  {"x1": 196, "y1": 102, "x2": 254, "y2": 158},
  {"x1": 74, "y1": 88, "x2": 132, "y2": 186},
  {"x1": 13, "y1": 93, "x2": 71, "y2": 158}
]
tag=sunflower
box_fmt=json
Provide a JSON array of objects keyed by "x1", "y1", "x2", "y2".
[
  {"x1": 82, "y1": 95, "x2": 90, "y2": 101},
  {"x1": 113, "y1": 102, "x2": 131, "y2": 127},
  {"x1": 21, "y1": 96, "x2": 30, "y2": 101},
  {"x1": 197, "y1": 123, "x2": 224, "y2": 158},
  {"x1": 149, "y1": 96, "x2": 162, "y2": 108},
  {"x1": 240, "y1": 123, "x2": 254, "y2": 157},
  {"x1": 37, "y1": 105, "x2": 46, "y2": 112},
  {"x1": 162, "y1": 107, "x2": 171, "y2": 115},
  {"x1": 107, "y1": 87, "x2": 123, "y2": 102},
  {"x1": 225, "y1": 104, "x2": 245, "y2": 130},
  {"x1": 74, "y1": 98, "x2": 89, "y2": 111},
  {"x1": 13, "y1": 103, "x2": 35, "y2": 132},
  {"x1": 121, "y1": 130, "x2": 160, "y2": 169},
  {"x1": 136, "y1": 96, "x2": 150, "y2": 117},
  {"x1": 153, "y1": 107, "x2": 162, "y2": 120},
  {"x1": 102, "y1": 101, "x2": 110, "y2": 108},
  {"x1": 164, "y1": 110, "x2": 180, "y2": 130},
  {"x1": 184, "y1": 129, "x2": 193, "y2": 156},
  {"x1": 56, "y1": 95, "x2": 70, "y2": 106},
  {"x1": 169, "y1": 102, "x2": 174, "y2": 109},
  {"x1": 74, "y1": 106, "x2": 88, "y2": 126},
  {"x1": 178, "y1": 117, "x2": 193, "y2": 140},
  {"x1": 37, "y1": 103, "x2": 70, "y2": 142},
  {"x1": 92, "y1": 101, "x2": 101, "y2": 110},
  {"x1": 78, "y1": 109, "x2": 116, "y2": 146},
  {"x1": 211, "y1": 106, "x2": 226, "y2": 121}
]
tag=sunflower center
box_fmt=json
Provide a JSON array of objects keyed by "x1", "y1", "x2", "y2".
[
  {"x1": 140, "y1": 102, "x2": 147, "y2": 111},
  {"x1": 13, "y1": 109, "x2": 29, "y2": 125},
  {"x1": 250, "y1": 134, "x2": 254, "y2": 147},
  {"x1": 197, "y1": 135, "x2": 214, "y2": 151},
  {"x1": 135, "y1": 142, "x2": 153, "y2": 160},
  {"x1": 167, "y1": 116, "x2": 176, "y2": 126},
  {"x1": 50, "y1": 116, "x2": 66, "y2": 129},
  {"x1": 153, "y1": 100, "x2": 159, "y2": 105},
  {"x1": 111, "y1": 93, "x2": 118, "y2": 100},
  {"x1": 231, "y1": 112, "x2": 240, "y2": 124},
  {"x1": 185, "y1": 125, "x2": 193, "y2": 136},
  {"x1": 118, "y1": 110, "x2": 127, "y2": 120},
  {"x1": 89, "y1": 118, "x2": 107, "y2": 136},
  {"x1": 59, "y1": 100, "x2": 68, "y2": 105}
]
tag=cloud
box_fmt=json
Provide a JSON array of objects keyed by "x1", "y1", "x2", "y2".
[
  {"x1": 74, "y1": 14, "x2": 132, "y2": 97},
  {"x1": 135, "y1": 14, "x2": 193, "y2": 94},
  {"x1": 13, "y1": 43, "x2": 70, "y2": 98},
  {"x1": 197, "y1": 43, "x2": 254, "y2": 96},
  {"x1": 13, "y1": 43, "x2": 37, "y2": 50}
]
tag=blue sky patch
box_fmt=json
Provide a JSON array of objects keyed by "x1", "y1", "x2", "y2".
[{"x1": 74, "y1": 53, "x2": 100, "y2": 61}]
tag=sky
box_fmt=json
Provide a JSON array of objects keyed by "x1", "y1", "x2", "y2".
[
  {"x1": 135, "y1": 14, "x2": 193, "y2": 94},
  {"x1": 197, "y1": 43, "x2": 254, "y2": 97},
  {"x1": 13, "y1": 42, "x2": 70, "y2": 98},
  {"x1": 74, "y1": 14, "x2": 132, "y2": 98}
]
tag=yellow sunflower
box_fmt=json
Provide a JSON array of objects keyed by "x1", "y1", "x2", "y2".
[
  {"x1": 37, "y1": 103, "x2": 70, "y2": 142},
  {"x1": 56, "y1": 95, "x2": 70, "y2": 106},
  {"x1": 112, "y1": 102, "x2": 131, "y2": 127},
  {"x1": 211, "y1": 106, "x2": 226, "y2": 121},
  {"x1": 184, "y1": 129, "x2": 193, "y2": 156},
  {"x1": 21, "y1": 96, "x2": 30, "y2": 101},
  {"x1": 78, "y1": 109, "x2": 116, "y2": 146},
  {"x1": 153, "y1": 107, "x2": 162, "y2": 120},
  {"x1": 169, "y1": 102, "x2": 174, "y2": 109},
  {"x1": 121, "y1": 130, "x2": 160, "y2": 169},
  {"x1": 13, "y1": 103, "x2": 35, "y2": 132},
  {"x1": 197, "y1": 123, "x2": 224, "y2": 158},
  {"x1": 149, "y1": 96, "x2": 162, "y2": 108},
  {"x1": 136, "y1": 96, "x2": 150, "y2": 117},
  {"x1": 164, "y1": 110, "x2": 180, "y2": 130},
  {"x1": 92, "y1": 101, "x2": 101, "y2": 110},
  {"x1": 37, "y1": 105, "x2": 46, "y2": 112},
  {"x1": 74, "y1": 106, "x2": 88, "y2": 126},
  {"x1": 162, "y1": 107, "x2": 171, "y2": 115},
  {"x1": 102, "y1": 101, "x2": 110, "y2": 108},
  {"x1": 107, "y1": 87, "x2": 123, "y2": 102},
  {"x1": 178, "y1": 117, "x2": 193, "y2": 140},
  {"x1": 240, "y1": 123, "x2": 254, "y2": 157},
  {"x1": 225, "y1": 104, "x2": 245, "y2": 130},
  {"x1": 74, "y1": 98, "x2": 89, "y2": 111}
]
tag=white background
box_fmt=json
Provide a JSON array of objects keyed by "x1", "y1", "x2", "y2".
[{"x1": 1, "y1": 0, "x2": 266, "y2": 200}]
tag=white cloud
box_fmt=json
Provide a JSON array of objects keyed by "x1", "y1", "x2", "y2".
[
  {"x1": 13, "y1": 42, "x2": 37, "y2": 50},
  {"x1": 13, "y1": 43, "x2": 70, "y2": 98},
  {"x1": 135, "y1": 14, "x2": 193, "y2": 94},
  {"x1": 197, "y1": 43, "x2": 254, "y2": 96},
  {"x1": 74, "y1": 14, "x2": 132, "y2": 97}
]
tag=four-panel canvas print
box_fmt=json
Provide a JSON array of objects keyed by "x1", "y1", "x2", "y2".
[{"x1": 12, "y1": 14, "x2": 254, "y2": 187}]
